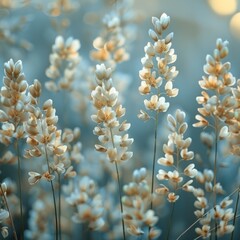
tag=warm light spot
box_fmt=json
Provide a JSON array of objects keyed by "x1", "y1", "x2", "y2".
[
  {"x1": 230, "y1": 12, "x2": 240, "y2": 39},
  {"x1": 208, "y1": 0, "x2": 237, "y2": 15}
]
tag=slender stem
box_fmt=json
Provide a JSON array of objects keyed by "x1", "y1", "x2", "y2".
[
  {"x1": 150, "y1": 111, "x2": 159, "y2": 211},
  {"x1": 230, "y1": 187, "x2": 240, "y2": 240},
  {"x1": 166, "y1": 146, "x2": 179, "y2": 240},
  {"x1": 147, "y1": 111, "x2": 159, "y2": 239},
  {"x1": 114, "y1": 161, "x2": 126, "y2": 240},
  {"x1": 109, "y1": 128, "x2": 126, "y2": 240},
  {"x1": 58, "y1": 174, "x2": 62, "y2": 240},
  {"x1": 176, "y1": 216, "x2": 204, "y2": 240},
  {"x1": 166, "y1": 202, "x2": 175, "y2": 240},
  {"x1": 16, "y1": 139, "x2": 24, "y2": 240},
  {"x1": 44, "y1": 145, "x2": 59, "y2": 240},
  {"x1": 213, "y1": 118, "x2": 218, "y2": 240},
  {"x1": 0, "y1": 185, "x2": 18, "y2": 240}
]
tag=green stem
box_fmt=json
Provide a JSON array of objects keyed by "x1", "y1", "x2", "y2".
[
  {"x1": 148, "y1": 111, "x2": 159, "y2": 239},
  {"x1": 0, "y1": 184, "x2": 18, "y2": 240},
  {"x1": 213, "y1": 118, "x2": 218, "y2": 240},
  {"x1": 16, "y1": 139, "x2": 24, "y2": 240},
  {"x1": 114, "y1": 161, "x2": 126, "y2": 240},
  {"x1": 166, "y1": 202, "x2": 175, "y2": 240},
  {"x1": 109, "y1": 128, "x2": 126, "y2": 240},
  {"x1": 44, "y1": 145, "x2": 59, "y2": 240},
  {"x1": 58, "y1": 174, "x2": 62, "y2": 240},
  {"x1": 230, "y1": 186, "x2": 240, "y2": 240},
  {"x1": 150, "y1": 111, "x2": 159, "y2": 211},
  {"x1": 166, "y1": 146, "x2": 179, "y2": 240}
]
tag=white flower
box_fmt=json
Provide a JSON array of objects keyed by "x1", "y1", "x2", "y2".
[
  {"x1": 219, "y1": 126, "x2": 229, "y2": 140},
  {"x1": 157, "y1": 97, "x2": 169, "y2": 112},
  {"x1": 0, "y1": 209, "x2": 9, "y2": 223},
  {"x1": 28, "y1": 172, "x2": 42, "y2": 185},
  {"x1": 184, "y1": 164, "x2": 198, "y2": 178},
  {"x1": 95, "y1": 63, "x2": 112, "y2": 80}
]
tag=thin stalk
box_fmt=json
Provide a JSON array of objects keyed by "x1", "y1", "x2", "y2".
[
  {"x1": 213, "y1": 118, "x2": 219, "y2": 240},
  {"x1": 150, "y1": 111, "x2": 159, "y2": 211},
  {"x1": 114, "y1": 161, "x2": 126, "y2": 240},
  {"x1": 44, "y1": 145, "x2": 59, "y2": 240},
  {"x1": 0, "y1": 185, "x2": 18, "y2": 240},
  {"x1": 15, "y1": 139, "x2": 24, "y2": 240},
  {"x1": 166, "y1": 146, "x2": 179, "y2": 240},
  {"x1": 58, "y1": 174, "x2": 62, "y2": 240},
  {"x1": 82, "y1": 223, "x2": 91, "y2": 240},
  {"x1": 166, "y1": 202, "x2": 175, "y2": 240},
  {"x1": 230, "y1": 187, "x2": 240, "y2": 240},
  {"x1": 109, "y1": 128, "x2": 126, "y2": 240},
  {"x1": 147, "y1": 111, "x2": 159, "y2": 239},
  {"x1": 176, "y1": 215, "x2": 206, "y2": 240}
]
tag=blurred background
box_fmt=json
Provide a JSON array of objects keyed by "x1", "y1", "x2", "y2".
[{"x1": 0, "y1": 0, "x2": 240, "y2": 239}]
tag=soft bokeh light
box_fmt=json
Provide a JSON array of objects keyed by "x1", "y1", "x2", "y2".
[
  {"x1": 208, "y1": 0, "x2": 237, "y2": 15},
  {"x1": 230, "y1": 12, "x2": 240, "y2": 39}
]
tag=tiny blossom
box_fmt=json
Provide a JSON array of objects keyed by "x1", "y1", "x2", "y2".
[
  {"x1": 217, "y1": 221, "x2": 234, "y2": 236},
  {"x1": 0, "y1": 209, "x2": 9, "y2": 223},
  {"x1": 1, "y1": 226, "x2": 8, "y2": 238},
  {"x1": 184, "y1": 164, "x2": 198, "y2": 178},
  {"x1": 167, "y1": 192, "x2": 179, "y2": 203},
  {"x1": 28, "y1": 172, "x2": 42, "y2": 185},
  {"x1": 219, "y1": 126, "x2": 229, "y2": 139},
  {"x1": 144, "y1": 95, "x2": 169, "y2": 112},
  {"x1": 137, "y1": 110, "x2": 150, "y2": 121},
  {"x1": 127, "y1": 225, "x2": 144, "y2": 236},
  {"x1": 195, "y1": 225, "x2": 211, "y2": 238},
  {"x1": 193, "y1": 115, "x2": 209, "y2": 128}
]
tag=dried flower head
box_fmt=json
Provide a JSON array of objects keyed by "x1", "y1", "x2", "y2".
[
  {"x1": 45, "y1": 36, "x2": 81, "y2": 92},
  {"x1": 138, "y1": 13, "x2": 178, "y2": 122},
  {"x1": 156, "y1": 109, "x2": 195, "y2": 203}
]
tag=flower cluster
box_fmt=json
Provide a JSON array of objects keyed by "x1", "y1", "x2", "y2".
[
  {"x1": 0, "y1": 182, "x2": 10, "y2": 239},
  {"x1": 45, "y1": 36, "x2": 81, "y2": 92},
  {"x1": 91, "y1": 63, "x2": 133, "y2": 163},
  {"x1": 156, "y1": 109, "x2": 195, "y2": 203},
  {"x1": 194, "y1": 194, "x2": 234, "y2": 238},
  {"x1": 191, "y1": 167, "x2": 235, "y2": 238},
  {"x1": 0, "y1": 5, "x2": 31, "y2": 53},
  {"x1": 0, "y1": 59, "x2": 28, "y2": 145},
  {"x1": 228, "y1": 79, "x2": 240, "y2": 156},
  {"x1": 66, "y1": 176, "x2": 105, "y2": 230},
  {"x1": 122, "y1": 168, "x2": 161, "y2": 239},
  {"x1": 192, "y1": 39, "x2": 237, "y2": 238},
  {"x1": 90, "y1": 0, "x2": 138, "y2": 68},
  {"x1": 24, "y1": 79, "x2": 68, "y2": 183},
  {"x1": 193, "y1": 38, "x2": 236, "y2": 131},
  {"x1": 138, "y1": 13, "x2": 178, "y2": 121}
]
